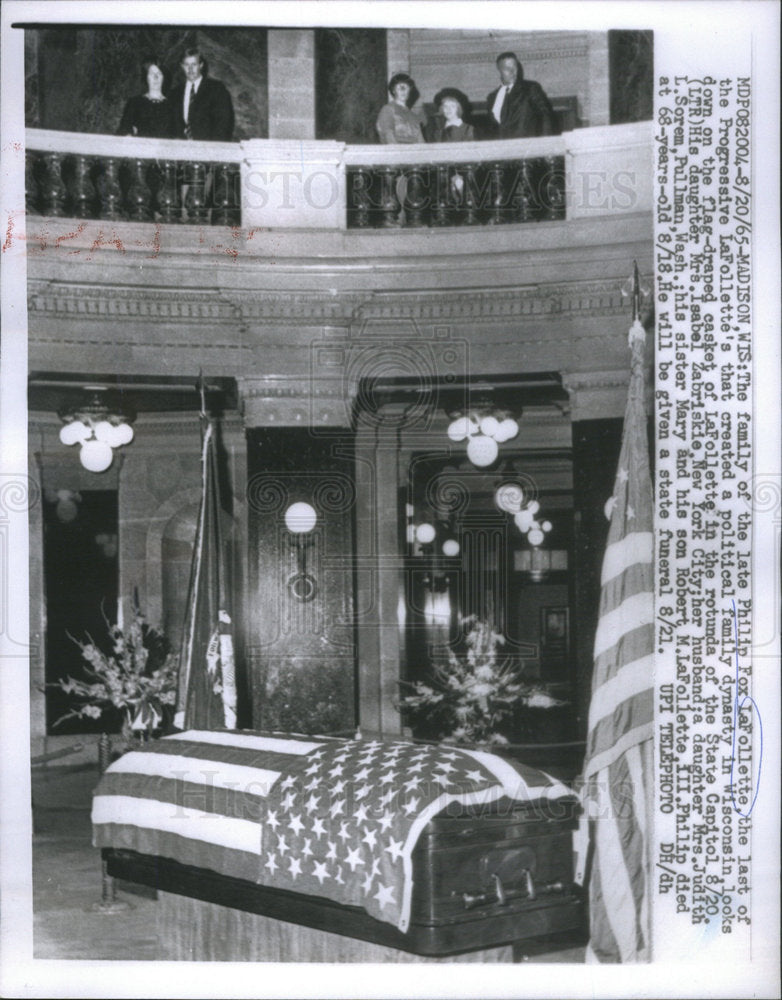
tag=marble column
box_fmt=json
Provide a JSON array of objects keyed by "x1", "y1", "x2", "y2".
[
  {"x1": 586, "y1": 31, "x2": 610, "y2": 127},
  {"x1": 386, "y1": 29, "x2": 412, "y2": 79},
  {"x1": 268, "y1": 29, "x2": 316, "y2": 140}
]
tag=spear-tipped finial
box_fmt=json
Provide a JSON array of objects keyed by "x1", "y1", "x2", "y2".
[
  {"x1": 632, "y1": 260, "x2": 641, "y2": 322},
  {"x1": 197, "y1": 369, "x2": 206, "y2": 418},
  {"x1": 627, "y1": 260, "x2": 645, "y2": 346}
]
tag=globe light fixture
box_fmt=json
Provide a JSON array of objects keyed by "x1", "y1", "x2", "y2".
[
  {"x1": 495, "y1": 483, "x2": 525, "y2": 514},
  {"x1": 496, "y1": 481, "x2": 553, "y2": 549},
  {"x1": 415, "y1": 522, "x2": 436, "y2": 545},
  {"x1": 284, "y1": 501, "x2": 317, "y2": 534},
  {"x1": 466, "y1": 434, "x2": 498, "y2": 467},
  {"x1": 58, "y1": 390, "x2": 135, "y2": 473},
  {"x1": 448, "y1": 405, "x2": 519, "y2": 467},
  {"x1": 285, "y1": 502, "x2": 318, "y2": 602}
]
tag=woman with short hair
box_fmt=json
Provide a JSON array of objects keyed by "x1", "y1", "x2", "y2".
[
  {"x1": 375, "y1": 73, "x2": 426, "y2": 144},
  {"x1": 117, "y1": 56, "x2": 176, "y2": 138}
]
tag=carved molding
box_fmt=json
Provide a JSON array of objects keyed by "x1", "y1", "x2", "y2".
[
  {"x1": 352, "y1": 277, "x2": 649, "y2": 324},
  {"x1": 237, "y1": 375, "x2": 356, "y2": 428},
  {"x1": 29, "y1": 276, "x2": 647, "y2": 337},
  {"x1": 417, "y1": 45, "x2": 589, "y2": 67},
  {"x1": 27, "y1": 280, "x2": 241, "y2": 324},
  {"x1": 222, "y1": 290, "x2": 362, "y2": 324},
  {"x1": 562, "y1": 367, "x2": 653, "y2": 422}
]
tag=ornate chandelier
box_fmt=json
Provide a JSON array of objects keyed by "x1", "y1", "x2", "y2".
[
  {"x1": 58, "y1": 389, "x2": 135, "y2": 473},
  {"x1": 446, "y1": 407, "x2": 519, "y2": 467},
  {"x1": 494, "y1": 482, "x2": 552, "y2": 546}
]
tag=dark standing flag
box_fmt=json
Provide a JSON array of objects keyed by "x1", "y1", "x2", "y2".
[
  {"x1": 582, "y1": 267, "x2": 655, "y2": 962},
  {"x1": 174, "y1": 407, "x2": 237, "y2": 731}
]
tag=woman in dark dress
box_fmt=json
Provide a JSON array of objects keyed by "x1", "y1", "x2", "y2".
[{"x1": 117, "y1": 57, "x2": 176, "y2": 138}]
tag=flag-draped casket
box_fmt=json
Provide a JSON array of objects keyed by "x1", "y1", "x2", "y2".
[{"x1": 93, "y1": 729, "x2": 583, "y2": 956}]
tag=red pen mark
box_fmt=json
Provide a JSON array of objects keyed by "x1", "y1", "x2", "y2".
[
  {"x1": 55, "y1": 222, "x2": 87, "y2": 250},
  {"x1": 2, "y1": 214, "x2": 15, "y2": 252},
  {"x1": 87, "y1": 229, "x2": 126, "y2": 258},
  {"x1": 146, "y1": 224, "x2": 161, "y2": 259}
]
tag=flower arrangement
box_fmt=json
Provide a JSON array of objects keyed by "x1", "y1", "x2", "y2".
[
  {"x1": 51, "y1": 602, "x2": 178, "y2": 743},
  {"x1": 398, "y1": 615, "x2": 564, "y2": 747}
]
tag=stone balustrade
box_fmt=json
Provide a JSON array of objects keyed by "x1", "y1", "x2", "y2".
[
  {"x1": 25, "y1": 130, "x2": 242, "y2": 226},
  {"x1": 25, "y1": 121, "x2": 651, "y2": 230}
]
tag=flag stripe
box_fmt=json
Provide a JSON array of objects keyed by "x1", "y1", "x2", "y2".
[
  {"x1": 106, "y1": 750, "x2": 281, "y2": 791},
  {"x1": 592, "y1": 757, "x2": 643, "y2": 961},
  {"x1": 594, "y1": 623, "x2": 654, "y2": 685},
  {"x1": 586, "y1": 853, "x2": 620, "y2": 963},
  {"x1": 599, "y1": 561, "x2": 654, "y2": 615},
  {"x1": 93, "y1": 822, "x2": 260, "y2": 884},
  {"x1": 600, "y1": 532, "x2": 653, "y2": 586},
  {"x1": 587, "y1": 655, "x2": 654, "y2": 732},
  {"x1": 585, "y1": 689, "x2": 653, "y2": 774},
  {"x1": 585, "y1": 721, "x2": 654, "y2": 781},
  {"x1": 459, "y1": 748, "x2": 570, "y2": 797},
  {"x1": 166, "y1": 730, "x2": 324, "y2": 755},
  {"x1": 132, "y1": 738, "x2": 298, "y2": 772},
  {"x1": 611, "y1": 750, "x2": 647, "y2": 957},
  {"x1": 626, "y1": 741, "x2": 654, "y2": 960},
  {"x1": 92, "y1": 794, "x2": 262, "y2": 853},
  {"x1": 593, "y1": 592, "x2": 653, "y2": 658},
  {"x1": 96, "y1": 771, "x2": 268, "y2": 819}
]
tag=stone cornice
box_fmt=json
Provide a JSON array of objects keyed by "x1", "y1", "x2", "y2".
[
  {"x1": 29, "y1": 276, "x2": 650, "y2": 331},
  {"x1": 237, "y1": 375, "x2": 356, "y2": 428},
  {"x1": 417, "y1": 45, "x2": 589, "y2": 67},
  {"x1": 28, "y1": 280, "x2": 242, "y2": 324},
  {"x1": 352, "y1": 277, "x2": 645, "y2": 323},
  {"x1": 562, "y1": 365, "x2": 654, "y2": 421}
]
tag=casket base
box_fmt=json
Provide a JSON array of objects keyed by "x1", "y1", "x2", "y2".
[{"x1": 157, "y1": 891, "x2": 516, "y2": 962}]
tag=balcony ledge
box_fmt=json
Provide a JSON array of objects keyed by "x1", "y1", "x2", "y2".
[{"x1": 26, "y1": 121, "x2": 652, "y2": 232}]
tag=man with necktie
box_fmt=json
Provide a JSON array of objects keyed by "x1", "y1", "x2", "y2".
[
  {"x1": 486, "y1": 51, "x2": 557, "y2": 139},
  {"x1": 172, "y1": 47, "x2": 234, "y2": 142}
]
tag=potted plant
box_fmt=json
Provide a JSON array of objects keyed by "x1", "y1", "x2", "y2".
[
  {"x1": 50, "y1": 600, "x2": 178, "y2": 747},
  {"x1": 398, "y1": 615, "x2": 565, "y2": 748}
]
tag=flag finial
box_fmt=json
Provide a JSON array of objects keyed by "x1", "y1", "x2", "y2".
[
  {"x1": 628, "y1": 261, "x2": 645, "y2": 345},
  {"x1": 632, "y1": 261, "x2": 641, "y2": 322},
  {"x1": 197, "y1": 370, "x2": 207, "y2": 418}
]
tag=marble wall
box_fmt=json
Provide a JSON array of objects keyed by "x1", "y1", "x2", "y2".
[
  {"x1": 26, "y1": 26, "x2": 268, "y2": 139},
  {"x1": 315, "y1": 29, "x2": 387, "y2": 144},
  {"x1": 609, "y1": 30, "x2": 654, "y2": 124},
  {"x1": 406, "y1": 29, "x2": 610, "y2": 128},
  {"x1": 26, "y1": 26, "x2": 651, "y2": 141}
]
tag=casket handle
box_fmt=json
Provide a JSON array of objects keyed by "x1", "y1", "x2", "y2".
[{"x1": 456, "y1": 870, "x2": 571, "y2": 910}]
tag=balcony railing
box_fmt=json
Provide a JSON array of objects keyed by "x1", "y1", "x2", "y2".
[
  {"x1": 25, "y1": 130, "x2": 242, "y2": 226},
  {"x1": 25, "y1": 122, "x2": 652, "y2": 231}
]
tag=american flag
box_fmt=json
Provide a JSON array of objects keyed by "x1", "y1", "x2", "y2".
[
  {"x1": 92, "y1": 729, "x2": 572, "y2": 932},
  {"x1": 582, "y1": 315, "x2": 654, "y2": 962}
]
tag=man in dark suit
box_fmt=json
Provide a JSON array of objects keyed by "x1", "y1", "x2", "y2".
[
  {"x1": 171, "y1": 48, "x2": 234, "y2": 142},
  {"x1": 486, "y1": 52, "x2": 557, "y2": 139}
]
